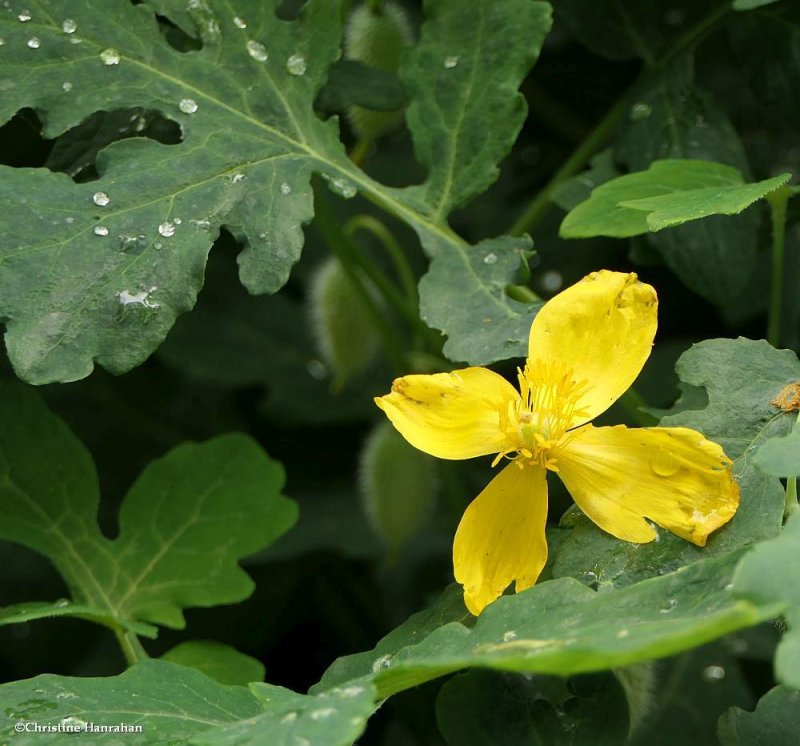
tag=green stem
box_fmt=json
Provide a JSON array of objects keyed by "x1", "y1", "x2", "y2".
[
  {"x1": 785, "y1": 476, "x2": 798, "y2": 522},
  {"x1": 510, "y1": 95, "x2": 629, "y2": 237},
  {"x1": 618, "y1": 388, "x2": 659, "y2": 427},
  {"x1": 115, "y1": 628, "x2": 148, "y2": 666},
  {"x1": 345, "y1": 215, "x2": 419, "y2": 306},
  {"x1": 767, "y1": 186, "x2": 793, "y2": 348},
  {"x1": 509, "y1": 2, "x2": 731, "y2": 238},
  {"x1": 314, "y1": 188, "x2": 407, "y2": 373}
]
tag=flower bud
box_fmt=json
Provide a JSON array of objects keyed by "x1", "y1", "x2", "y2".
[
  {"x1": 344, "y1": 1, "x2": 413, "y2": 141},
  {"x1": 309, "y1": 257, "x2": 380, "y2": 386},
  {"x1": 359, "y1": 421, "x2": 438, "y2": 552}
]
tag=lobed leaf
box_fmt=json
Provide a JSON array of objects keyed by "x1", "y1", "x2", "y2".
[
  {"x1": 0, "y1": 0, "x2": 552, "y2": 382},
  {"x1": 0, "y1": 380, "x2": 296, "y2": 632},
  {"x1": 718, "y1": 686, "x2": 800, "y2": 745}
]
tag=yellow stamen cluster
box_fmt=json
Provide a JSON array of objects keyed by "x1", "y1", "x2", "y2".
[{"x1": 493, "y1": 361, "x2": 590, "y2": 471}]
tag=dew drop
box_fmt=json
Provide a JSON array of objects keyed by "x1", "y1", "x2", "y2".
[
  {"x1": 230, "y1": 172, "x2": 246, "y2": 184},
  {"x1": 94, "y1": 225, "x2": 109, "y2": 237},
  {"x1": 62, "y1": 81, "x2": 73, "y2": 92},
  {"x1": 280, "y1": 712, "x2": 297, "y2": 725},
  {"x1": 26, "y1": 37, "x2": 40, "y2": 49},
  {"x1": 651, "y1": 449, "x2": 679, "y2": 477},
  {"x1": 310, "y1": 708, "x2": 336, "y2": 720},
  {"x1": 18, "y1": 10, "x2": 32, "y2": 22},
  {"x1": 59, "y1": 717, "x2": 87, "y2": 730},
  {"x1": 69, "y1": 36, "x2": 83, "y2": 45},
  {"x1": 62, "y1": 18, "x2": 77, "y2": 34},
  {"x1": 55, "y1": 691, "x2": 77, "y2": 700},
  {"x1": 0, "y1": 38, "x2": 5, "y2": 47},
  {"x1": 616, "y1": 628, "x2": 630, "y2": 639},
  {"x1": 702, "y1": 664, "x2": 726, "y2": 681},
  {"x1": 233, "y1": 15, "x2": 247, "y2": 29},
  {"x1": 322, "y1": 174, "x2": 357, "y2": 199},
  {"x1": 65, "y1": 216, "x2": 75, "y2": 224},
  {"x1": 173, "y1": 217, "x2": 182, "y2": 225},
  {"x1": 629, "y1": 102, "x2": 652, "y2": 121},
  {"x1": 92, "y1": 191, "x2": 110, "y2": 207},
  {"x1": 502, "y1": 630, "x2": 517, "y2": 642},
  {"x1": 246, "y1": 39, "x2": 268, "y2": 62},
  {"x1": 286, "y1": 53, "x2": 307, "y2": 76},
  {"x1": 117, "y1": 287, "x2": 160, "y2": 309},
  {"x1": 280, "y1": 182, "x2": 292, "y2": 195},
  {"x1": 371, "y1": 654, "x2": 392, "y2": 673},
  {"x1": 100, "y1": 48, "x2": 120, "y2": 65},
  {"x1": 443, "y1": 55, "x2": 459, "y2": 69},
  {"x1": 190, "y1": 218, "x2": 211, "y2": 230},
  {"x1": 483, "y1": 252, "x2": 497, "y2": 265},
  {"x1": 54, "y1": 598, "x2": 70, "y2": 607},
  {"x1": 179, "y1": 98, "x2": 198, "y2": 114},
  {"x1": 336, "y1": 685, "x2": 364, "y2": 698},
  {"x1": 158, "y1": 221, "x2": 176, "y2": 237}
]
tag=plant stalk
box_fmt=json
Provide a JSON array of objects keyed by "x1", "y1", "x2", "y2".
[{"x1": 767, "y1": 185, "x2": 792, "y2": 348}]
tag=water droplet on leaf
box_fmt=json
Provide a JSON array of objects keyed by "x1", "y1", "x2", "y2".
[
  {"x1": 94, "y1": 225, "x2": 109, "y2": 237},
  {"x1": 18, "y1": 10, "x2": 32, "y2": 22},
  {"x1": 246, "y1": 39, "x2": 268, "y2": 62},
  {"x1": 286, "y1": 53, "x2": 307, "y2": 76},
  {"x1": 158, "y1": 222, "x2": 176, "y2": 237},
  {"x1": 92, "y1": 191, "x2": 110, "y2": 207},
  {"x1": 483, "y1": 252, "x2": 497, "y2": 265},
  {"x1": 62, "y1": 81, "x2": 73, "y2": 92},
  {"x1": 233, "y1": 15, "x2": 247, "y2": 29},
  {"x1": 322, "y1": 174, "x2": 357, "y2": 199},
  {"x1": 629, "y1": 102, "x2": 652, "y2": 121},
  {"x1": 443, "y1": 55, "x2": 459, "y2": 69},
  {"x1": 179, "y1": 98, "x2": 198, "y2": 114},
  {"x1": 502, "y1": 630, "x2": 517, "y2": 642},
  {"x1": 26, "y1": 37, "x2": 40, "y2": 49},
  {"x1": 280, "y1": 182, "x2": 292, "y2": 195},
  {"x1": 371, "y1": 654, "x2": 392, "y2": 672},
  {"x1": 310, "y1": 708, "x2": 336, "y2": 720},
  {"x1": 100, "y1": 48, "x2": 120, "y2": 65},
  {"x1": 62, "y1": 18, "x2": 77, "y2": 34}
]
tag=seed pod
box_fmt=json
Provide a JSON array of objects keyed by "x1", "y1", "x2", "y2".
[
  {"x1": 308, "y1": 257, "x2": 380, "y2": 387},
  {"x1": 613, "y1": 662, "x2": 656, "y2": 735},
  {"x1": 344, "y1": 1, "x2": 413, "y2": 142},
  {"x1": 359, "y1": 421, "x2": 438, "y2": 552}
]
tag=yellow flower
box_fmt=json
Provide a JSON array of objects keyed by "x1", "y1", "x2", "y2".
[{"x1": 375, "y1": 270, "x2": 739, "y2": 615}]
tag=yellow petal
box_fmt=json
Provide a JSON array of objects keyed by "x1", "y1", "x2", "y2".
[
  {"x1": 528, "y1": 271, "x2": 657, "y2": 422},
  {"x1": 556, "y1": 425, "x2": 739, "y2": 546},
  {"x1": 453, "y1": 463, "x2": 548, "y2": 615},
  {"x1": 375, "y1": 367, "x2": 518, "y2": 460}
]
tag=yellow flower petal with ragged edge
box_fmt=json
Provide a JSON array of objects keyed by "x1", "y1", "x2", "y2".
[
  {"x1": 555, "y1": 425, "x2": 739, "y2": 545},
  {"x1": 375, "y1": 367, "x2": 518, "y2": 460},
  {"x1": 528, "y1": 270, "x2": 657, "y2": 424},
  {"x1": 453, "y1": 462, "x2": 548, "y2": 615}
]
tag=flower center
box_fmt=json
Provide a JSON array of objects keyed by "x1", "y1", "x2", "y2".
[{"x1": 494, "y1": 361, "x2": 590, "y2": 471}]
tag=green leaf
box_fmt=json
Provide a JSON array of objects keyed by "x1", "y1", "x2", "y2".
[
  {"x1": 318, "y1": 552, "x2": 779, "y2": 701},
  {"x1": 0, "y1": 381, "x2": 296, "y2": 632},
  {"x1": 418, "y1": 235, "x2": 541, "y2": 364},
  {"x1": 732, "y1": 513, "x2": 800, "y2": 689},
  {"x1": 628, "y1": 642, "x2": 753, "y2": 746},
  {"x1": 560, "y1": 160, "x2": 788, "y2": 238},
  {"x1": 402, "y1": 0, "x2": 552, "y2": 216},
  {"x1": 162, "y1": 641, "x2": 265, "y2": 686},
  {"x1": 551, "y1": 149, "x2": 618, "y2": 212},
  {"x1": 0, "y1": 601, "x2": 157, "y2": 638},
  {"x1": 753, "y1": 415, "x2": 800, "y2": 478},
  {"x1": 194, "y1": 680, "x2": 377, "y2": 746},
  {"x1": 732, "y1": 0, "x2": 781, "y2": 9},
  {"x1": 0, "y1": 0, "x2": 551, "y2": 382},
  {"x1": 718, "y1": 686, "x2": 800, "y2": 745},
  {"x1": 436, "y1": 670, "x2": 629, "y2": 746},
  {"x1": 0, "y1": 660, "x2": 263, "y2": 743},
  {"x1": 550, "y1": 338, "x2": 796, "y2": 589}
]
